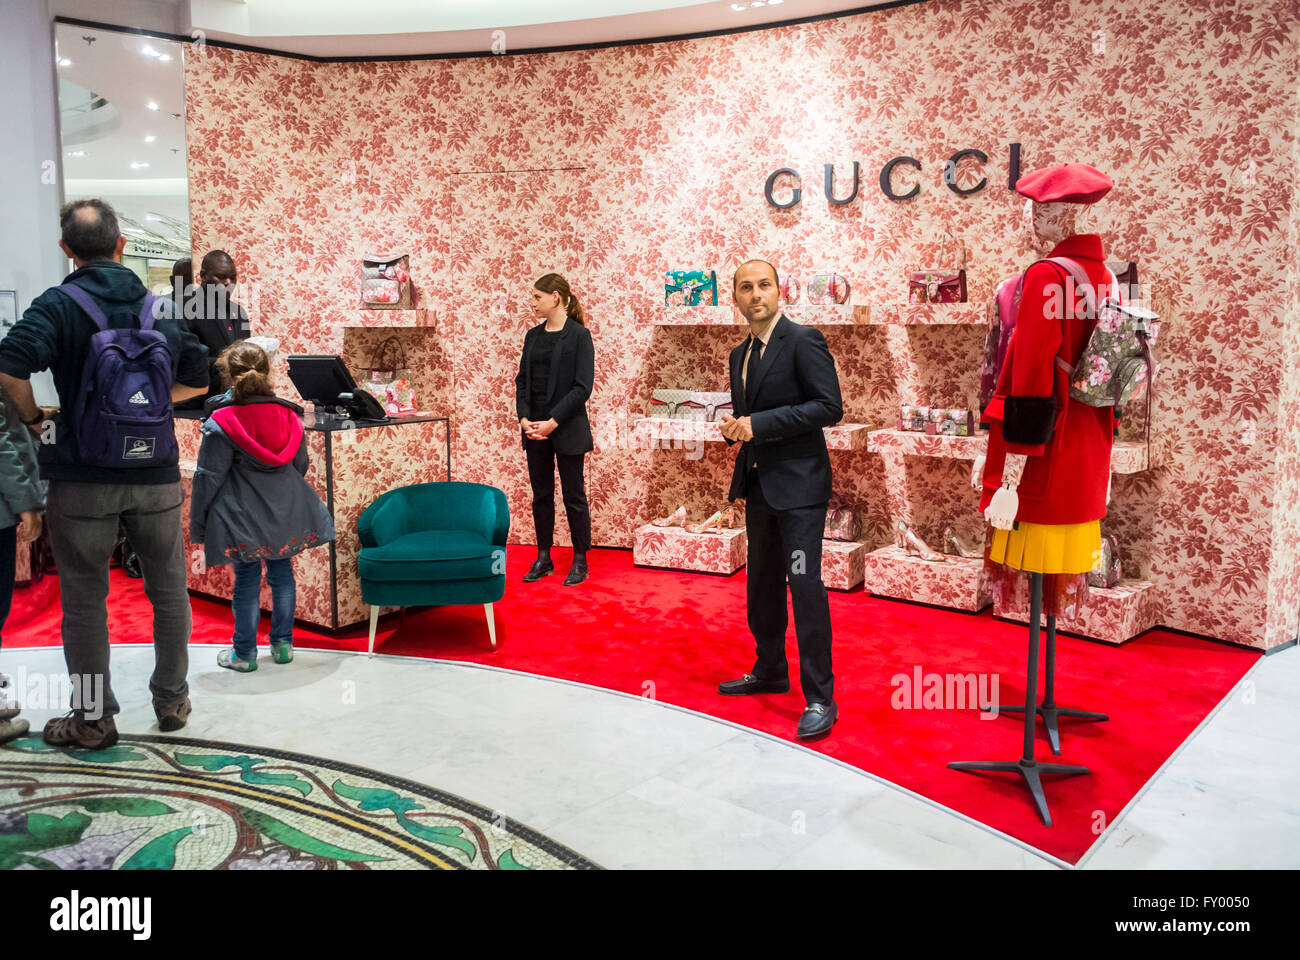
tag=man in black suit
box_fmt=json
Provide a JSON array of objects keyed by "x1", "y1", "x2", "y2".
[{"x1": 718, "y1": 260, "x2": 843, "y2": 740}]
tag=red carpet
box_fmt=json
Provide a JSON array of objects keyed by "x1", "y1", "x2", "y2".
[{"x1": 6, "y1": 546, "x2": 1258, "y2": 864}]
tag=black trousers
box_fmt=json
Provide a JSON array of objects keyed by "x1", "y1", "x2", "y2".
[
  {"x1": 745, "y1": 469, "x2": 833, "y2": 705},
  {"x1": 524, "y1": 437, "x2": 591, "y2": 552}
]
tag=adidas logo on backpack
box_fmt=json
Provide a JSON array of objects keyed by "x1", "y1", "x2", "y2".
[{"x1": 128, "y1": 390, "x2": 150, "y2": 405}]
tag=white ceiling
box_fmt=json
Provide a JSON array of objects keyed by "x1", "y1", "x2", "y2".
[
  {"x1": 54, "y1": 22, "x2": 191, "y2": 251},
  {"x1": 56, "y1": 0, "x2": 903, "y2": 58}
]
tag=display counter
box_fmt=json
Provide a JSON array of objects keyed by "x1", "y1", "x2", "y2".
[{"x1": 175, "y1": 410, "x2": 450, "y2": 630}]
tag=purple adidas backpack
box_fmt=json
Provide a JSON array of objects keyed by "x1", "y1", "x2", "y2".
[{"x1": 57, "y1": 284, "x2": 177, "y2": 468}]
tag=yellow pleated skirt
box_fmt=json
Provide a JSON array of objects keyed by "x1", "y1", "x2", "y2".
[{"x1": 988, "y1": 520, "x2": 1101, "y2": 575}]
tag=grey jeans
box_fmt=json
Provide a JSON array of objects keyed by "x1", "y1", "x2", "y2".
[{"x1": 45, "y1": 481, "x2": 191, "y2": 720}]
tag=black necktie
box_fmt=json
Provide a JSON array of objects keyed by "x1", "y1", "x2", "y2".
[{"x1": 745, "y1": 336, "x2": 762, "y2": 408}]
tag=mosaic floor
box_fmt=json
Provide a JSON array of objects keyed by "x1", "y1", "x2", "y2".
[{"x1": 0, "y1": 734, "x2": 599, "y2": 870}]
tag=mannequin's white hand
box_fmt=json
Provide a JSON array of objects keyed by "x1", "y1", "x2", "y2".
[{"x1": 970, "y1": 454, "x2": 986, "y2": 493}]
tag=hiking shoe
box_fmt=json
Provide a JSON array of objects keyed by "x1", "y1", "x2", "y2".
[
  {"x1": 43, "y1": 713, "x2": 118, "y2": 750},
  {"x1": 270, "y1": 642, "x2": 293, "y2": 664},
  {"x1": 218, "y1": 648, "x2": 258, "y2": 672},
  {"x1": 155, "y1": 697, "x2": 192, "y2": 732},
  {"x1": 0, "y1": 672, "x2": 19, "y2": 721},
  {"x1": 0, "y1": 717, "x2": 30, "y2": 745}
]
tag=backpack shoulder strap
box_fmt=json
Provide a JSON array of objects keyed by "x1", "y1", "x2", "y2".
[
  {"x1": 138, "y1": 293, "x2": 160, "y2": 331},
  {"x1": 1043, "y1": 256, "x2": 1098, "y2": 316},
  {"x1": 57, "y1": 283, "x2": 110, "y2": 332}
]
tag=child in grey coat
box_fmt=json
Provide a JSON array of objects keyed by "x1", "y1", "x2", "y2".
[{"x1": 190, "y1": 342, "x2": 334, "y2": 671}]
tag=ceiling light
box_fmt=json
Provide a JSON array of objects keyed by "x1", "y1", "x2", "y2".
[
  {"x1": 769, "y1": 0, "x2": 783, "y2": 4},
  {"x1": 57, "y1": 57, "x2": 72, "y2": 66},
  {"x1": 731, "y1": 2, "x2": 745, "y2": 8},
  {"x1": 142, "y1": 45, "x2": 160, "y2": 57},
  {"x1": 751, "y1": 0, "x2": 766, "y2": 5},
  {"x1": 159, "y1": 54, "x2": 172, "y2": 62},
  {"x1": 67, "y1": 150, "x2": 85, "y2": 157},
  {"x1": 131, "y1": 161, "x2": 150, "y2": 169},
  {"x1": 144, "y1": 135, "x2": 157, "y2": 143},
  {"x1": 147, "y1": 100, "x2": 159, "y2": 111}
]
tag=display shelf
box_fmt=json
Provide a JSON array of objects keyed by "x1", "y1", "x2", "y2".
[
  {"x1": 994, "y1": 578, "x2": 1161, "y2": 645},
  {"x1": 868, "y1": 428, "x2": 988, "y2": 460},
  {"x1": 657, "y1": 305, "x2": 742, "y2": 325},
  {"x1": 822, "y1": 539, "x2": 868, "y2": 591},
  {"x1": 632, "y1": 417, "x2": 873, "y2": 449},
  {"x1": 868, "y1": 428, "x2": 1153, "y2": 473},
  {"x1": 633, "y1": 523, "x2": 746, "y2": 574},
  {"x1": 862, "y1": 544, "x2": 992, "y2": 612},
  {"x1": 866, "y1": 303, "x2": 987, "y2": 325},
  {"x1": 332, "y1": 308, "x2": 435, "y2": 329},
  {"x1": 656, "y1": 305, "x2": 866, "y2": 327}
]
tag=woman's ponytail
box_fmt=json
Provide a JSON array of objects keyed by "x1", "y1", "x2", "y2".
[{"x1": 535, "y1": 273, "x2": 584, "y2": 325}]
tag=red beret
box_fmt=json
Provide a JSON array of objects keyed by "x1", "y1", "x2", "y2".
[{"x1": 1015, "y1": 163, "x2": 1113, "y2": 204}]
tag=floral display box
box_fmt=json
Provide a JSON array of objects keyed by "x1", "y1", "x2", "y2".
[
  {"x1": 994, "y1": 578, "x2": 1162, "y2": 645},
  {"x1": 862, "y1": 545, "x2": 993, "y2": 612},
  {"x1": 867, "y1": 428, "x2": 988, "y2": 460},
  {"x1": 631, "y1": 418, "x2": 873, "y2": 449},
  {"x1": 822, "y1": 539, "x2": 868, "y2": 591},
  {"x1": 632, "y1": 523, "x2": 746, "y2": 575}
]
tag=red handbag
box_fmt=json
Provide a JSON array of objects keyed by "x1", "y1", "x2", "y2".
[{"x1": 908, "y1": 231, "x2": 967, "y2": 304}]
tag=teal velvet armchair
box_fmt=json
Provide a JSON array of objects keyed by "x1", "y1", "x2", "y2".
[{"x1": 357, "y1": 482, "x2": 510, "y2": 655}]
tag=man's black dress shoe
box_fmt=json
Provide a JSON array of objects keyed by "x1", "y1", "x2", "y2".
[
  {"x1": 797, "y1": 700, "x2": 837, "y2": 740},
  {"x1": 563, "y1": 557, "x2": 588, "y2": 586},
  {"x1": 522, "y1": 558, "x2": 554, "y2": 582},
  {"x1": 718, "y1": 673, "x2": 790, "y2": 695}
]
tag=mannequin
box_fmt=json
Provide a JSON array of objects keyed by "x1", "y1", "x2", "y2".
[{"x1": 951, "y1": 163, "x2": 1117, "y2": 826}]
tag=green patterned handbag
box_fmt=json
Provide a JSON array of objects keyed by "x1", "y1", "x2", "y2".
[{"x1": 664, "y1": 270, "x2": 718, "y2": 306}]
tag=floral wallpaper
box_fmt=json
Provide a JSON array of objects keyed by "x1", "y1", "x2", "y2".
[{"x1": 185, "y1": 0, "x2": 1300, "y2": 649}]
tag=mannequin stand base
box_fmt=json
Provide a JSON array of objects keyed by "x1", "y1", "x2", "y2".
[
  {"x1": 946, "y1": 758, "x2": 1090, "y2": 827},
  {"x1": 983, "y1": 703, "x2": 1110, "y2": 755}
]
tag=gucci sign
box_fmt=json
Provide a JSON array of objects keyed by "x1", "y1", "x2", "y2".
[{"x1": 764, "y1": 143, "x2": 1023, "y2": 208}]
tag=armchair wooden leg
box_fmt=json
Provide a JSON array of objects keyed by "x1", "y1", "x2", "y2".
[
  {"x1": 368, "y1": 605, "x2": 379, "y2": 658},
  {"x1": 484, "y1": 602, "x2": 497, "y2": 649}
]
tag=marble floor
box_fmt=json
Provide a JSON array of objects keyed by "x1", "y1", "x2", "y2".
[{"x1": 1, "y1": 643, "x2": 1294, "y2": 869}]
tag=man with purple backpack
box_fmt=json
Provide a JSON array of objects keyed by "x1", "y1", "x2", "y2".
[{"x1": 0, "y1": 199, "x2": 209, "y2": 748}]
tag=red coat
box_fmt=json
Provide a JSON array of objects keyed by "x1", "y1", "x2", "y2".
[{"x1": 980, "y1": 234, "x2": 1117, "y2": 525}]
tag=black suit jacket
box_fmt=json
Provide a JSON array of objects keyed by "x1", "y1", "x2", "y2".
[
  {"x1": 726, "y1": 314, "x2": 843, "y2": 509},
  {"x1": 515, "y1": 317, "x2": 595, "y2": 456}
]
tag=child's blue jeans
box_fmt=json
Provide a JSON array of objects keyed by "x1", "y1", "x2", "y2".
[{"x1": 231, "y1": 558, "x2": 295, "y2": 661}]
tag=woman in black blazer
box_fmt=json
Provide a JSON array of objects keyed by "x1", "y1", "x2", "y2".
[{"x1": 515, "y1": 274, "x2": 594, "y2": 585}]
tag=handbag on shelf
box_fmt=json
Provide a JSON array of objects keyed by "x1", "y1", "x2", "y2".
[
  {"x1": 688, "y1": 390, "x2": 733, "y2": 422},
  {"x1": 807, "y1": 273, "x2": 851, "y2": 306},
  {"x1": 1087, "y1": 534, "x2": 1122, "y2": 588},
  {"x1": 925, "y1": 407, "x2": 975, "y2": 437},
  {"x1": 779, "y1": 275, "x2": 801, "y2": 305},
  {"x1": 361, "y1": 253, "x2": 412, "y2": 309},
  {"x1": 665, "y1": 270, "x2": 718, "y2": 306},
  {"x1": 362, "y1": 336, "x2": 418, "y2": 415},
  {"x1": 908, "y1": 230, "x2": 968, "y2": 303},
  {"x1": 649, "y1": 388, "x2": 693, "y2": 418},
  {"x1": 823, "y1": 499, "x2": 858, "y2": 542}
]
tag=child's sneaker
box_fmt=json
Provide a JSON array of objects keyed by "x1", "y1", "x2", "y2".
[
  {"x1": 217, "y1": 648, "x2": 258, "y2": 672},
  {"x1": 270, "y1": 642, "x2": 293, "y2": 664}
]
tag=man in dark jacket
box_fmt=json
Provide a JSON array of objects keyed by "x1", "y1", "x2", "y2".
[
  {"x1": 176, "y1": 249, "x2": 250, "y2": 410},
  {"x1": 0, "y1": 199, "x2": 208, "y2": 749},
  {"x1": 717, "y1": 260, "x2": 844, "y2": 741}
]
